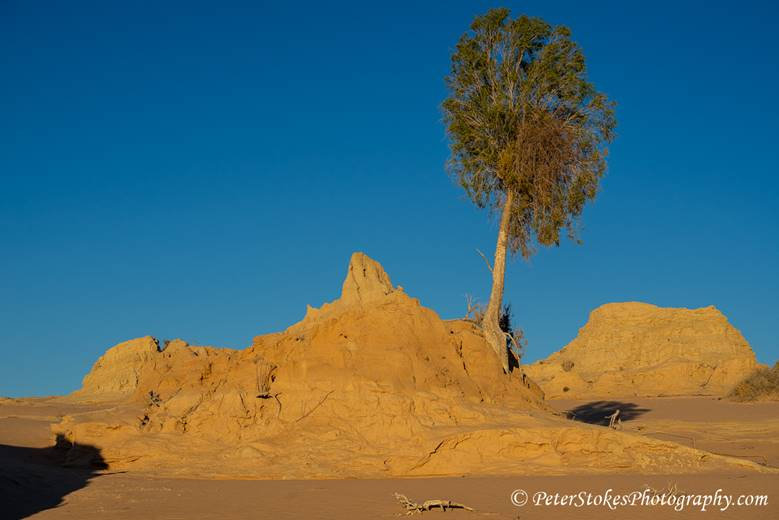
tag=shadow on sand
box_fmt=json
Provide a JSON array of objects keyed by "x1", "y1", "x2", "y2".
[
  {"x1": 566, "y1": 401, "x2": 651, "y2": 426},
  {"x1": 0, "y1": 434, "x2": 107, "y2": 519}
]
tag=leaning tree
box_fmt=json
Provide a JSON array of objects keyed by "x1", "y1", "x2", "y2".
[{"x1": 443, "y1": 8, "x2": 616, "y2": 372}]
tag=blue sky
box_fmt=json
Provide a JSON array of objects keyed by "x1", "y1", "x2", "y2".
[{"x1": 1, "y1": 1, "x2": 777, "y2": 396}]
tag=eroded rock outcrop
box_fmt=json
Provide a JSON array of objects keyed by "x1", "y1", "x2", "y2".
[
  {"x1": 55, "y1": 253, "x2": 554, "y2": 477},
  {"x1": 525, "y1": 302, "x2": 758, "y2": 399},
  {"x1": 73, "y1": 336, "x2": 160, "y2": 400},
  {"x1": 53, "y1": 260, "x2": 766, "y2": 478}
]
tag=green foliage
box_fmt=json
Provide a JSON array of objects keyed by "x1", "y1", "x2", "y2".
[
  {"x1": 443, "y1": 8, "x2": 616, "y2": 258},
  {"x1": 728, "y1": 363, "x2": 779, "y2": 401}
]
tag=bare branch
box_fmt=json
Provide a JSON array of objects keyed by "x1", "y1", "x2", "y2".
[
  {"x1": 465, "y1": 294, "x2": 486, "y2": 323},
  {"x1": 394, "y1": 493, "x2": 474, "y2": 514},
  {"x1": 475, "y1": 248, "x2": 493, "y2": 273}
]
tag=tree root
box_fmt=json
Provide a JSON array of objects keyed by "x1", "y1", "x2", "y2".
[{"x1": 394, "y1": 493, "x2": 474, "y2": 515}]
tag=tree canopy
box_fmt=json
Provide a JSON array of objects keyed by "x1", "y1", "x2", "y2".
[{"x1": 443, "y1": 8, "x2": 616, "y2": 258}]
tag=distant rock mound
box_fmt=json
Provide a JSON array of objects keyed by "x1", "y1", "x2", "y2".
[{"x1": 525, "y1": 302, "x2": 757, "y2": 399}]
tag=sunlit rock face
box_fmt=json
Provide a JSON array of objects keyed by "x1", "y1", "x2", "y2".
[{"x1": 525, "y1": 302, "x2": 758, "y2": 399}]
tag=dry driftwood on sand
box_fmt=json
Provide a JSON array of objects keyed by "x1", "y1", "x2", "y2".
[{"x1": 394, "y1": 493, "x2": 474, "y2": 514}]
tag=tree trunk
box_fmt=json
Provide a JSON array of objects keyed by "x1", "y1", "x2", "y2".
[{"x1": 482, "y1": 190, "x2": 513, "y2": 373}]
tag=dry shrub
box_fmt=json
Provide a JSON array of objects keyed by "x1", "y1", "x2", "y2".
[
  {"x1": 256, "y1": 360, "x2": 277, "y2": 398},
  {"x1": 464, "y1": 294, "x2": 485, "y2": 323},
  {"x1": 728, "y1": 362, "x2": 779, "y2": 401}
]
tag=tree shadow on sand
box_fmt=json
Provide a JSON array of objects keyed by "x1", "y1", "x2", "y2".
[
  {"x1": 566, "y1": 401, "x2": 651, "y2": 426},
  {"x1": 0, "y1": 434, "x2": 107, "y2": 519}
]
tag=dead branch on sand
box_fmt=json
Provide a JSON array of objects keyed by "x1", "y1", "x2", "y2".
[
  {"x1": 606, "y1": 409, "x2": 622, "y2": 429},
  {"x1": 394, "y1": 493, "x2": 474, "y2": 515}
]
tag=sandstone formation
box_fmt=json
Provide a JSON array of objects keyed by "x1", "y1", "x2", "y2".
[
  {"x1": 73, "y1": 337, "x2": 160, "y2": 400},
  {"x1": 53, "y1": 256, "x2": 766, "y2": 478},
  {"x1": 525, "y1": 302, "x2": 758, "y2": 399}
]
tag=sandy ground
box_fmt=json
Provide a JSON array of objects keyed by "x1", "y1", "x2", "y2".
[
  {"x1": 549, "y1": 396, "x2": 779, "y2": 467},
  {"x1": 1, "y1": 397, "x2": 777, "y2": 519}
]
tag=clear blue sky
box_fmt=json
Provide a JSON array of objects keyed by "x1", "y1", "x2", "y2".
[{"x1": 2, "y1": 1, "x2": 777, "y2": 396}]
